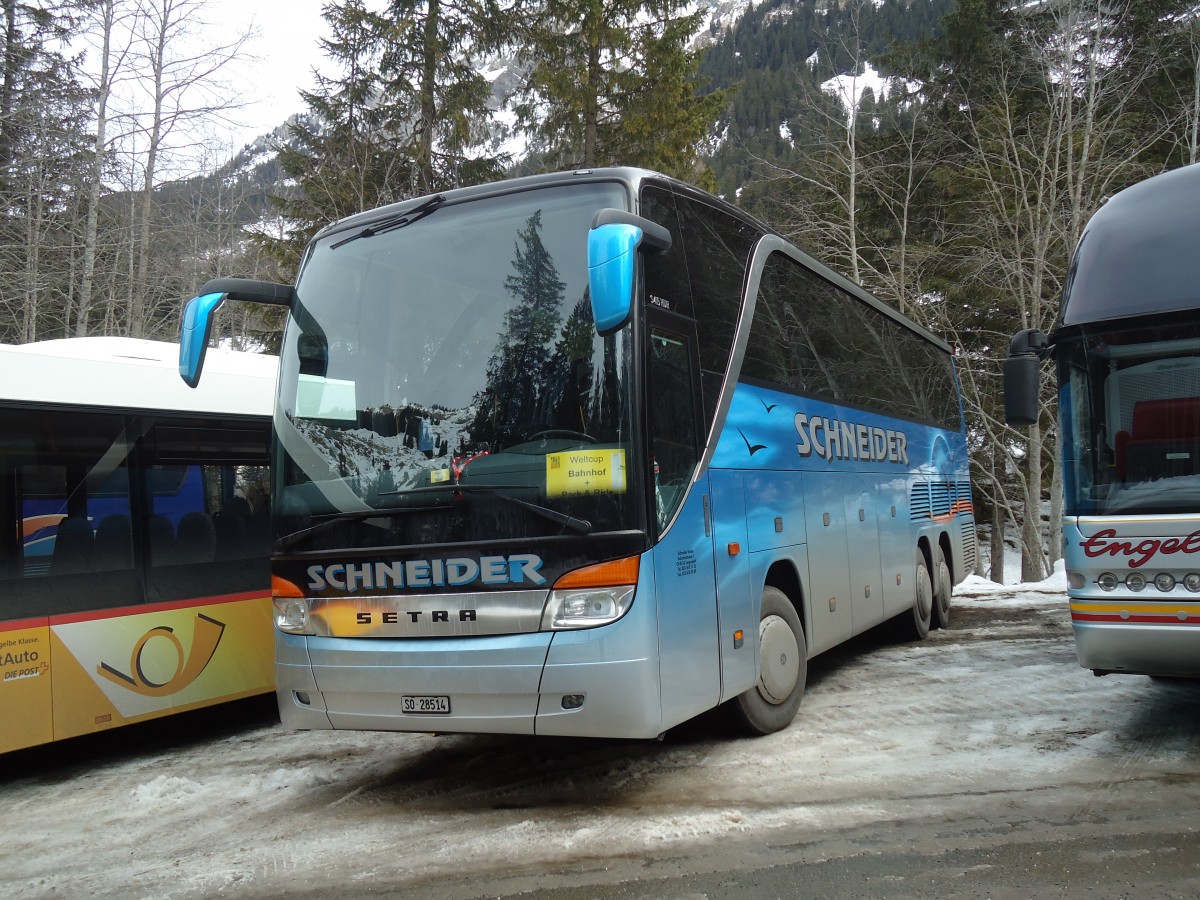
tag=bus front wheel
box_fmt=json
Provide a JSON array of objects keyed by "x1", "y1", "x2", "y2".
[{"x1": 729, "y1": 586, "x2": 806, "y2": 735}]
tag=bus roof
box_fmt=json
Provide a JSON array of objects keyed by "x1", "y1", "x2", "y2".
[
  {"x1": 0, "y1": 337, "x2": 276, "y2": 418},
  {"x1": 314, "y1": 167, "x2": 953, "y2": 355},
  {"x1": 1060, "y1": 163, "x2": 1200, "y2": 329}
]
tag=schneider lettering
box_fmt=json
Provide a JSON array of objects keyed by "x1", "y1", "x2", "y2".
[
  {"x1": 307, "y1": 553, "x2": 546, "y2": 592},
  {"x1": 794, "y1": 413, "x2": 909, "y2": 465}
]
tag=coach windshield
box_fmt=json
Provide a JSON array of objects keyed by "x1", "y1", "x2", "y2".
[
  {"x1": 272, "y1": 182, "x2": 646, "y2": 550},
  {"x1": 1058, "y1": 315, "x2": 1200, "y2": 516}
]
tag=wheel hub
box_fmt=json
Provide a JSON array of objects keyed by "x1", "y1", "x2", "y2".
[{"x1": 758, "y1": 614, "x2": 800, "y2": 704}]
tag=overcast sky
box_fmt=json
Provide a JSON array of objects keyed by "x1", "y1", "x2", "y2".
[{"x1": 204, "y1": 0, "x2": 330, "y2": 148}]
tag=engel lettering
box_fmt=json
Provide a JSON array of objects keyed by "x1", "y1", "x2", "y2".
[{"x1": 1081, "y1": 528, "x2": 1200, "y2": 569}]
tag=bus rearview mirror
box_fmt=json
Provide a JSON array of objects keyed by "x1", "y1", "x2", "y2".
[
  {"x1": 179, "y1": 277, "x2": 294, "y2": 388},
  {"x1": 179, "y1": 292, "x2": 226, "y2": 388},
  {"x1": 587, "y1": 224, "x2": 640, "y2": 336},
  {"x1": 1003, "y1": 328, "x2": 1049, "y2": 426},
  {"x1": 587, "y1": 210, "x2": 672, "y2": 337}
]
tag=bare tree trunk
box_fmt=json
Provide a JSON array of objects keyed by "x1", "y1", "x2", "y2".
[
  {"x1": 988, "y1": 445, "x2": 1006, "y2": 583},
  {"x1": 131, "y1": 0, "x2": 170, "y2": 337},
  {"x1": 1048, "y1": 450, "x2": 1063, "y2": 570},
  {"x1": 76, "y1": 0, "x2": 122, "y2": 338}
]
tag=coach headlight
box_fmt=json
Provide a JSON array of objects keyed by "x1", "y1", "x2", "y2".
[
  {"x1": 272, "y1": 575, "x2": 314, "y2": 634},
  {"x1": 542, "y1": 555, "x2": 640, "y2": 631}
]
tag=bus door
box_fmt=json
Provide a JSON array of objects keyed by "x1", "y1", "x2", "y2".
[{"x1": 646, "y1": 316, "x2": 722, "y2": 725}]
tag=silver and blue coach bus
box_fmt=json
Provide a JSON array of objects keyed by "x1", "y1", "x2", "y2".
[
  {"x1": 180, "y1": 168, "x2": 975, "y2": 738},
  {"x1": 1007, "y1": 163, "x2": 1200, "y2": 679}
]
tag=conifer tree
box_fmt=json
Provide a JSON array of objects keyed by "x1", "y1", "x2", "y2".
[
  {"x1": 516, "y1": 0, "x2": 721, "y2": 182},
  {"x1": 260, "y1": 0, "x2": 509, "y2": 275}
]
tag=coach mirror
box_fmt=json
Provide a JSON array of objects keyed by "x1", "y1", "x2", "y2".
[
  {"x1": 179, "y1": 291, "x2": 225, "y2": 389},
  {"x1": 1004, "y1": 328, "x2": 1049, "y2": 426},
  {"x1": 587, "y1": 209, "x2": 672, "y2": 336},
  {"x1": 178, "y1": 277, "x2": 294, "y2": 388}
]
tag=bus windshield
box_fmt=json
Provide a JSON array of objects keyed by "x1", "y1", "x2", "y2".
[
  {"x1": 1058, "y1": 314, "x2": 1200, "y2": 516},
  {"x1": 274, "y1": 181, "x2": 645, "y2": 547}
]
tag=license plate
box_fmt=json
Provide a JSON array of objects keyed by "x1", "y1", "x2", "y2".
[{"x1": 402, "y1": 695, "x2": 451, "y2": 715}]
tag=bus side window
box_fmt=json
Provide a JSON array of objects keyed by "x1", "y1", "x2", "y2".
[{"x1": 648, "y1": 324, "x2": 701, "y2": 532}]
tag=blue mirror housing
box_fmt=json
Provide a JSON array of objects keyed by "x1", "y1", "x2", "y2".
[
  {"x1": 588, "y1": 223, "x2": 641, "y2": 336},
  {"x1": 179, "y1": 291, "x2": 226, "y2": 388}
]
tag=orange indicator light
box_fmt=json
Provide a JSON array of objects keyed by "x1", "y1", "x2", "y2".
[
  {"x1": 272, "y1": 574, "x2": 305, "y2": 598},
  {"x1": 554, "y1": 555, "x2": 641, "y2": 589}
]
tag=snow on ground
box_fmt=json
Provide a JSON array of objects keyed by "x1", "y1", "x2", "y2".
[{"x1": 3, "y1": 565, "x2": 1195, "y2": 899}]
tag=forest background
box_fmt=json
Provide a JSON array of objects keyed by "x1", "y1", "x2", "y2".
[{"x1": 3, "y1": 0, "x2": 1199, "y2": 585}]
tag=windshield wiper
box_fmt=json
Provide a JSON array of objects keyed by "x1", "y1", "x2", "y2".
[
  {"x1": 275, "y1": 507, "x2": 433, "y2": 552},
  {"x1": 330, "y1": 194, "x2": 445, "y2": 249},
  {"x1": 387, "y1": 484, "x2": 593, "y2": 535}
]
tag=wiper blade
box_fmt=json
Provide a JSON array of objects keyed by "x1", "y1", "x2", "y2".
[
  {"x1": 391, "y1": 484, "x2": 593, "y2": 535},
  {"x1": 276, "y1": 507, "x2": 428, "y2": 551},
  {"x1": 330, "y1": 194, "x2": 445, "y2": 249}
]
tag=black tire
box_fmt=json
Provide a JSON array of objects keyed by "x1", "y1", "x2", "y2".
[
  {"x1": 898, "y1": 547, "x2": 932, "y2": 641},
  {"x1": 729, "y1": 586, "x2": 806, "y2": 735},
  {"x1": 932, "y1": 544, "x2": 953, "y2": 630}
]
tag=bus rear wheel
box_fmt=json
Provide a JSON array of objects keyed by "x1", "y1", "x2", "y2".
[
  {"x1": 932, "y1": 545, "x2": 952, "y2": 630},
  {"x1": 899, "y1": 548, "x2": 933, "y2": 641},
  {"x1": 729, "y1": 586, "x2": 806, "y2": 735}
]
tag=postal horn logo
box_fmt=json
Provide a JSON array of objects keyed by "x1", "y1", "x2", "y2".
[{"x1": 97, "y1": 614, "x2": 225, "y2": 697}]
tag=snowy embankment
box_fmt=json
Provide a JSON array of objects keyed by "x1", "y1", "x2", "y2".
[{"x1": 7, "y1": 562, "x2": 1196, "y2": 900}]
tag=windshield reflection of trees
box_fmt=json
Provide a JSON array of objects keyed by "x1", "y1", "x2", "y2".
[{"x1": 468, "y1": 210, "x2": 620, "y2": 456}]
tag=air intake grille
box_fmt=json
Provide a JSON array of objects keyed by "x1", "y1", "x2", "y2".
[
  {"x1": 911, "y1": 479, "x2": 973, "y2": 522},
  {"x1": 962, "y1": 519, "x2": 977, "y2": 572}
]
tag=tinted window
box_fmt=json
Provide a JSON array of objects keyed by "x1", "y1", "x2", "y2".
[
  {"x1": 744, "y1": 252, "x2": 959, "y2": 429},
  {"x1": 672, "y1": 194, "x2": 760, "y2": 423},
  {"x1": 0, "y1": 407, "x2": 270, "y2": 620}
]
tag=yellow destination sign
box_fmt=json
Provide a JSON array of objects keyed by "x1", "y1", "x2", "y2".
[{"x1": 546, "y1": 449, "x2": 627, "y2": 497}]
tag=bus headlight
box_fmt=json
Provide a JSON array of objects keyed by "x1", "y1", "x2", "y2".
[
  {"x1": 1097, "y1": 573, "x2": 1118, "y2": 591},
  {"x1": 1186, "y1": 574, "x2": 1200, "y2": 592},
  {"x1": 542, "y1": 555, "x2": 641, "y2": 631},
  {"x1": 273, "y1": 598, "x2": 312, "y2": 634},
  {"x1": 1126, "y1": 572, "x2": 1147, "y2": 592},
  {"x1": 272, "y1": 575, "x2": 313, "y2": 634},
  {"x1": 542, "y1": 585, "x2": 636, "y2": 630},
  {"x1": 1154, "y1": 573, "x2": 1176, "y2": 592}
]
